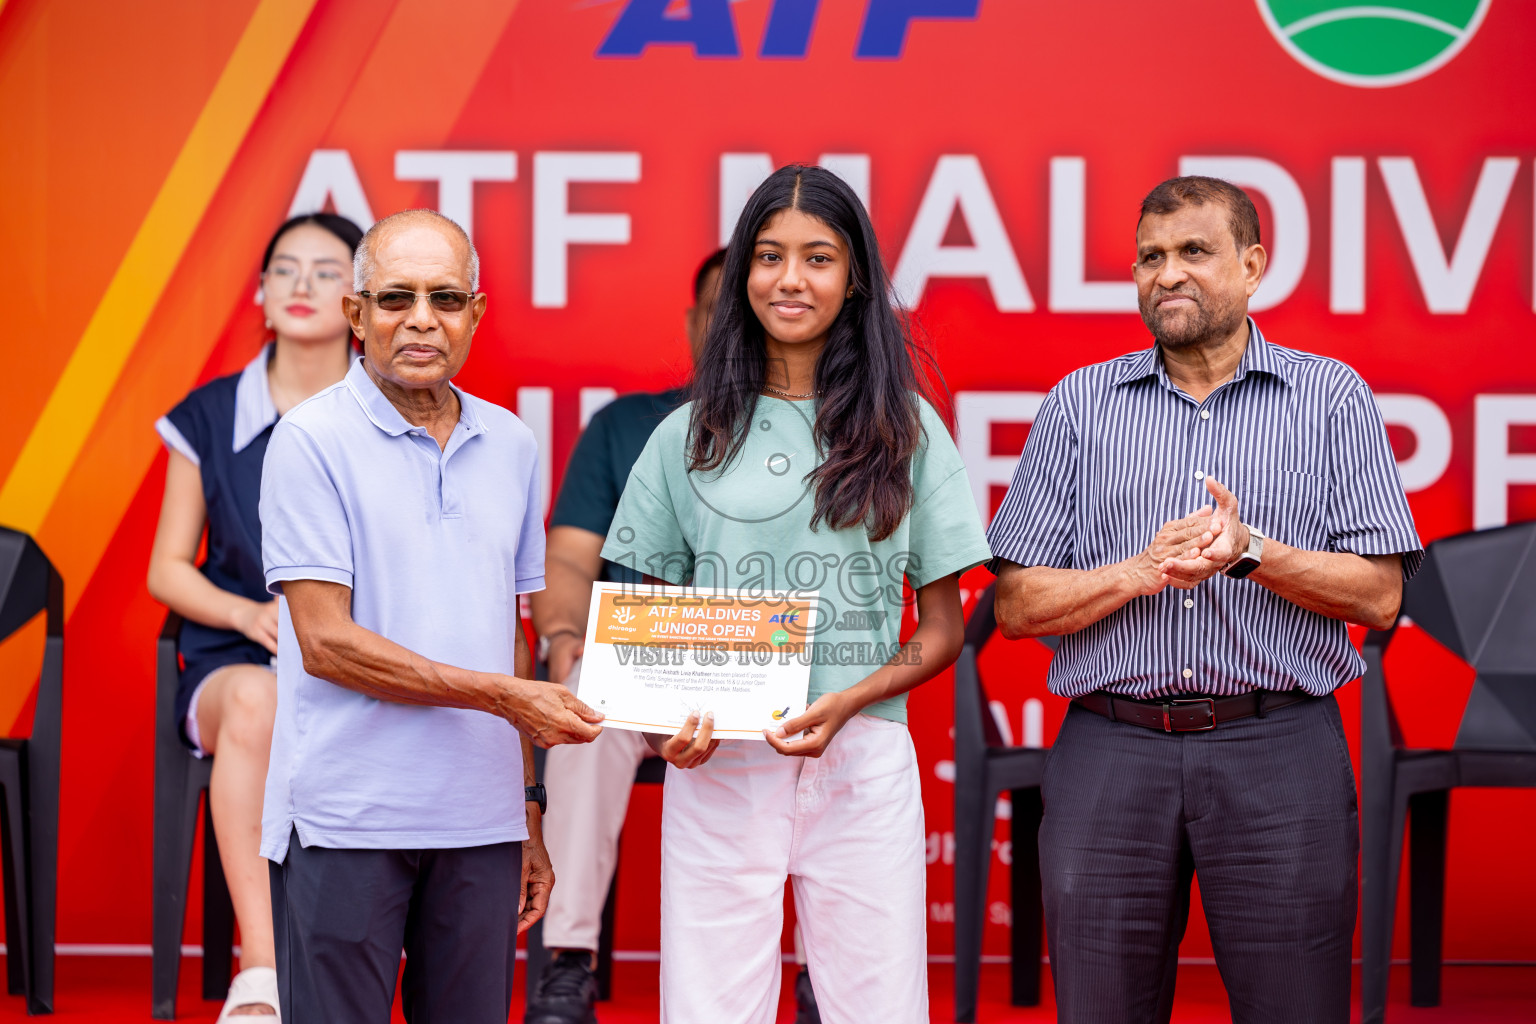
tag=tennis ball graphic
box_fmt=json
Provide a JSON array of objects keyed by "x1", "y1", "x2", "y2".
[{"x1": 1257, "y1": 0, "x2": 1490, "y2": 87}]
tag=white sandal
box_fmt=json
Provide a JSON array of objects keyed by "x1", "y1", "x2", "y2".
[{"x1": 218, "y1": 966, "x2": 281, "y2": 1021}]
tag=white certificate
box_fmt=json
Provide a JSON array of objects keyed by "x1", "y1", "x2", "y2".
[{"x1": 577, "y1": 584, "x2": 816, "y2": 740}]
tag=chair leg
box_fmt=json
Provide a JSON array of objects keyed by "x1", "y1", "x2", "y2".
[
  {"x1": 0, "y1": 777, "x2": 31, "y2": 1003},
  {"x1": 27, "y1": 780, "x2": 59, "y2": 1016},
  {"x1": 1361, "y1": 780, "x2": 1410, "y2": 1024},
  {"x1": 25, "y1": 775, "x2": 57, "y2": 1015},
  {"x1": 1009, "y1": 788, "x2": 1043, "y2": 1008},
  {"x1": 201, "y1": 796, "x2": 235, "y2": 1001},
  {"x1": 952, "y1": 779, "x2": 997, "y2": 1023},
  {"x1": 522, "y1": 916, "x2": 550, "y2": 1007},
  {"x1": 153, "y1": 759, "x2": 202, "y2": 1019},
  {"x1": 24, "y1": 634, "x2": 62, "y2": 1016},
  {"x1": 1408, "y1": 790, "x2": 1448, "y2": 1008},
  {"x1": 595, "y1": 843, "x2": 618, "y2": 1002}
]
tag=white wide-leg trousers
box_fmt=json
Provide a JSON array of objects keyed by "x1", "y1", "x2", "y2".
[{"x1": 659, "y1": 713, "x2": 929, "y2": 1024}]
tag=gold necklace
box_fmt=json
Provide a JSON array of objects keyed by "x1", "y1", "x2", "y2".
[{"x1": 762, "y1": 383, "x2": 819, "y2": 400}]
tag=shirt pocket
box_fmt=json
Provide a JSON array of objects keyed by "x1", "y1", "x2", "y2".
[{"x1": 1246, "y1": 468, "x2": 1328, "y2": 552}]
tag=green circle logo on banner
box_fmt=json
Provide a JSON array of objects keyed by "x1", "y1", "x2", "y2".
[{"x1": 1256, "y1": 1, "x2": 1492, "y2": 87}]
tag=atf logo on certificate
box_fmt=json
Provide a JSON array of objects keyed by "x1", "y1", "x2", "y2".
[{"x1": 579, "y1": 584, "x2": 816, "y2": 740}]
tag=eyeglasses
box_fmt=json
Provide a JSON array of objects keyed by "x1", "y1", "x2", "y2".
[
  {"x1": 358, "y1": 289, "x2": 476, "y2": 313},
  {"x1": 263, "y1": 263, "x2": 348, "y2": 292}
]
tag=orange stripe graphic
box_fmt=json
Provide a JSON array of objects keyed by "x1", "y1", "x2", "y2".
[
  {"x1": 0, "y1": 0, "x2": 319, "y2": 535},
  {"x1": 37, "y1": 0, "x2": 522, "y2": 619}
]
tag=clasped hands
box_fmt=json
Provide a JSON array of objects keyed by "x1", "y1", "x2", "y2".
[{"x1": 1132, "y1": 476, "x2": 1252, "y2": 594}]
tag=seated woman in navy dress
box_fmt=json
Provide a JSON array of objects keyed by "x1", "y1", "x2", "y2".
[{"x1": 148, "y1": 213, "x2": 363, "y2": 1021}]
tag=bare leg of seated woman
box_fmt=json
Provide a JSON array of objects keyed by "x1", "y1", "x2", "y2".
[{"x1": 195, "y1": 663, "x2": 279, "y2": 1018}]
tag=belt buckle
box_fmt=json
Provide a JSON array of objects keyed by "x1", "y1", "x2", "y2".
[{"x1": 1162, "y1": 697, "x2": 1217, "y2": 732}]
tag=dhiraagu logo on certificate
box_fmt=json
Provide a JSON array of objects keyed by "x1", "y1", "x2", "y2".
[
  {"x1": 581, "y1": 585, "x2": 817, "y2": 740},
  {"x1": 1257, "y1": 1, "x2": 1491, "y2": 86}
]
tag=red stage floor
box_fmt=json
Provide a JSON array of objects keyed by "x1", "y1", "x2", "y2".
[{"x1": 0, "y1": 957, "x2": 1531, "y2": 1021}]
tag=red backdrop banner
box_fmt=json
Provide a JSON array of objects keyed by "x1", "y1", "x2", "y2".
[{"x1": 1, "y1": 0, "x2": 1533, "y2": 963}]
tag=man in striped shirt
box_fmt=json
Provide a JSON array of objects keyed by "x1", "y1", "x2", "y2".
[{"x1": 987, "y1": 176, "x2": 1422, "y2": 1024}]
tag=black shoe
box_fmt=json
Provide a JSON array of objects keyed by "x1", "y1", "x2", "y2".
[
  {"x1": 526, "y1": 951, "x2": 598, "y2": 1024},
  {"x1": 794, "y1": 966, "x2": 822, "y2": 1024}
]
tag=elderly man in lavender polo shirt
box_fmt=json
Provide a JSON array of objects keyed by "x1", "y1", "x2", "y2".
[{"x1": 258, "y1": 209, "x2": 604, "y2": 1023}]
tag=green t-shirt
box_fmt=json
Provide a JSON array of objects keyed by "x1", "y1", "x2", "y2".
[{"x1": 600, "y1": 395, "x2": 992, "y2": 723}]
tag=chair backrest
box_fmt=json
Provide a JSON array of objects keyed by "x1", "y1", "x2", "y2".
[
  {"x1": 156, "y1": 611, "x2": 186, "y2": 752},
  {"x1": 964, "y1": 582, "x2": 998, "y2": 651},
  {"x1": 0, "y1": 527, "x2": 62, "y2": 742},
  {"x1": 956, "y1": 581, "x2": 1058, "y2": 750},
  {"x1": 0, "y1": 527, "x2": 60, "y2": 644},
  {"x1": 1400, "y1": 521, "x2": 1536, "y2": 752}
]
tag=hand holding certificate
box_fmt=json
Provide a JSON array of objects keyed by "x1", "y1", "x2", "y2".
[{"x1": 576, "y1": 584, "x2": 816, "y2": 740}]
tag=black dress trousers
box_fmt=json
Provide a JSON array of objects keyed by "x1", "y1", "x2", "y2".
[
  {"x1": 1039, "y1": 694, "x2": 1358, "y2": 1024},
  {"x1": 270, "y1": 830, "x2": 523, "y2": 1024}
]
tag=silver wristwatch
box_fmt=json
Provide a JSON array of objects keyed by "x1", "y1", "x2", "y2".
[
  {"x1": 536, "y1": 629, "x2": 580, "y2": 662},
  {"x1": 1223, "y1": 525, "x2": 1265, "y2": 579}
]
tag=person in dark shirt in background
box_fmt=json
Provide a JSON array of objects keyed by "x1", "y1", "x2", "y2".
[{"x1": 525, "y1": 251, "x2": 820, "y2": 1024}]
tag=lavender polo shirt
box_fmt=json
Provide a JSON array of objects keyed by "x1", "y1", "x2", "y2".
[{"x1": 258, "y1": 358, "x2": 545, "y2": 861}]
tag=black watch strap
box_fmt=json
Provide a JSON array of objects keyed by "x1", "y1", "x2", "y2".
[{"x1": 525, "y1": 783, "x2": 547, "y2": 814}]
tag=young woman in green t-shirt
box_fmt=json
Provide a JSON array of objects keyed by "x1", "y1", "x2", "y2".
[{"x1": 603, "y1": 164, "x2": 991, "y2": 1023}]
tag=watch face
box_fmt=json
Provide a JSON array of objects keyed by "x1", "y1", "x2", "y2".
[{"x1": 1224, "y1": 555, "x2": 1260, "y2": 580}]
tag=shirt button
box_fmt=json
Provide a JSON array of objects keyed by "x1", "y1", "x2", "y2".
[
  {"x1": 1182, "y1": 668, "x2": 1193, "y2": 679},
  {"x1": 1200, "y1": 410, "x2": 1211, "y2": 420},
  {"x1": 1193, "y1": 470, "x2": 1205, "y2": 481},
  {"x1": 1183, "y1": 598, "x2": 1194, "y2": 608}
]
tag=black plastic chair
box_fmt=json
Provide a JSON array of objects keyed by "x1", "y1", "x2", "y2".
[
  {"x1": 0, "y1": 527, "x2": 63, "y2": 1015},
  {"x1": 952, "y1": 582, "x2": 1055, "y2": 1023},
  {"x1": 1360, "y1": 521, "x2": 1536, "y2": 1023},
  {"x1": 523, "y1": 655, "x2": 666, "y2": 1005},
  {"x1": 151, "y1": 612, "x2": 236, "y2": 1019}
]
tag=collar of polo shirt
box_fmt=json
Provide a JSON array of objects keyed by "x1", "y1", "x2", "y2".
[{"x1": 343, "y1": 357, "x2": 488, "y2": 440}]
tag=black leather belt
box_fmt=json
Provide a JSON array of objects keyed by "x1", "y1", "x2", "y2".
[{"x1": 1072, "y1": 688, "x2": 1313, "y2": 733}]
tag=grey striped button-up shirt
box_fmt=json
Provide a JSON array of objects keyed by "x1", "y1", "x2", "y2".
[{"x1": 987, "y1": 320, "x2": 1423, "y2": 699}]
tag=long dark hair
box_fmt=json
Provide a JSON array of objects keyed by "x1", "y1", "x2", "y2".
[
  {"x1": 688, "y1": 165, "x2": 934, "y2": 541},
  {"x1": 260, "y1": 212, "x2": 365, "y2": 271}
]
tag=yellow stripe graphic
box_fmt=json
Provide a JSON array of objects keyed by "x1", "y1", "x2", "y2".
[{"x1": 0, "y1": 0, "x2": 318, "y2": 533}]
